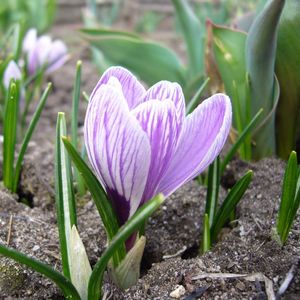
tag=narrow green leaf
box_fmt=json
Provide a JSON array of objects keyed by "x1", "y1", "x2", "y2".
[
  {"x1": 71, "y1": 61, "x2": 82, "y2": 147},
  {"x1": 221, "y1": 108, "x2": 264, "y2": 175},
  {"x1": 3, "y1": 81, "x2": 19, "y2": 190},
  {"x1": 0, "y1": 243, "x2": 81, "y2": 300},
  {"x1": 62, "y1": 137, "x2": 125, "y2": 266},
  {"x1": 205, "y1": 157, "x2": 220, "y2": 227},
  {"x1": 12, "y1": 83, "x2": 52, "y2": 193},
  {"x1": 71, "y1": 60, "x2": 86, "y2": 196},
  {"x1": 87, "y1": 194, "x2": 164, "y2": 300},
  {"x1": 200, "y1": 213, "x2": 211, "y2": 254},
  {"x1": 277, "y1": 151, "x2": 298, "y2": 240},
  {"x1": 211, "y1": 170, "x2": 253, "y2": 242},
  {"x1": 55, "y1": 113, "x2": 77, "y2": 279},
  {"x1": 186, "y1": 77, "x2": 210, "y2": 115},
  {"x1": 82, "y1": 33, "x2": 185, "y2": 87},
  {"x1": 171, "y1": 0, "x2": 204, "y2": 77}
]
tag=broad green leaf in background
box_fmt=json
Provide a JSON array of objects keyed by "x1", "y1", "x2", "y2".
[
  {"x1": 206, "y1": 22, "x2": 252, "y2": 159},
  {"x1": 275, "y1": 0, "x2": 300, "y2": 159},
  {"x1": 81, "y1": 30, "x2": 186, "y2": 88},
  {"x1": 171, "y1": 0, "x2": 204, "y2": 78},
  {"x1": 246, "y1": 0, "x2": 285, "y2": 159}
]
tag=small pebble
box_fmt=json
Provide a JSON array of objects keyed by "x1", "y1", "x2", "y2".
[
  {"x1": 170, "y1": 285, "x2": 186, "y2": 298},
  {"x1": 32, "y1": 245, "x2": 40, "y2": 252},
  {"x1": 236, "y1": 281, "x2": 246, "y2": 291}
]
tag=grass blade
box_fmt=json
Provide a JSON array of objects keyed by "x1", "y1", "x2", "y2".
[
  {"x1": 3, "y1": 81, "x2": 19, "y2": 190},
  {"x1": 186, "y1": 77, "x2": 210, "y2": 115},
  {"x1": 87, "y1": 194, "x2": 164, "y2": 300},
  {"x1": 277, "y1": 151, "x2": 298, "y2": 241},
  {"x1": 0, "y1": 243, "x2": 81, "y2": 300},
  {"x1": 221, "y1": 108, "x2": 264, "y2": 175},
  {"x1": 62, "y1": 137, "x2": 125, "y2": 266},
  {"x1": 71, "y1": 60, "x2": 86, "y2": 195},
  {"x1": 71, "y1": 61, "x2": 82, "y2": 147},
  {"x1": 55, "y1": 113, "x2": 77, "y2": 279},
  {"x1": 12, "y1": 83, "x2": 52, "y2": 192},
  {"x1": 205, "y1": 157, "x2": 220, "y2": 227},
  {"x1": 200, "y1": 213, "x2": 211, "y2": 254},
  {"x1": 211, "y1": 170, "x2": 253, "y2": 242}
]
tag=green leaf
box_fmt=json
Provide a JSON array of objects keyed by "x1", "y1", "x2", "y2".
[
  {"x1": 0, "y1": 243, "x2": 81, "y2": 300},
  {"x1": 82, "y1": 32, "x2": 186, "y2": 87},
  {"x1": 211, "y1": 170, "x2": 253, "y2": 242},
  {"x1": 62, "y1": 137, "x2": 125, "y2": 266},
  {"x1": 87, "y1": 194, "x2": 164, "y2": 300},
  {"x1": 200, "y1": 213, "x2": 211, "y2": 254},
  {"x1": 221, "y1": 108, "x2": 264, "y2": 175},
  {"x1": 13, "y1": 83, "x2": 52, "y2": 193},
  {"x1": 275, "y1": 0, "x2": 300, "y2": 159},
  {"x1": 3, "y1": 81, "x2": 19, "y2": 190},
  {"x1": 71, "y1": 60, "x2": 86, "y2": 196},
  {"x1": 277, "y1": 151, "x2": 298, "y2": 243},
  {"x1": 205, "y1": 157, "x2": 220, "y2": 227},
  {"x1": 55, "y1": 113, "x2": 77, "y2": 279},
  {"x1": 208, "y1": 22, "x2": 249, "y2": 131},
  {"x1": 246, "y1": 0, "x2": 285, "y2": 158},
  {"x1": 171, "y1": 0, "x2": 204, "y2": 77},
  {"x1": 81, "y1": 28, "x2": 142, "y2": 39}
]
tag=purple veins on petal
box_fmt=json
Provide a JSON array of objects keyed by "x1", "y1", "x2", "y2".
[
  {"x1": 132, "y1": 99, "x2": 180, "y2": 203},
  {"x1": 91, "y1": 66, "x2": 146, "y2": 110},
  {"x1": 158, "y1": 93, "x2": 232, "y2": 197},
  {"x1": 143, "y1": 81, "x2": 185, "y2": 127},
  {"x1": 84, "y1": 84, "x2": 151, "y2": 224},
  {"x1": 84, "y1": 66, "x2": 232, "y2": 230}
]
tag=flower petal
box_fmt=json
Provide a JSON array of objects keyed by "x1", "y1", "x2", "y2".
[
  {"x1": 143, "y1": 81, "x2": 185, "y2": 126},
  {"x1": 132, "y1": 99, "x2": 179, "y2": 203},
  {"x1": 46, "y1": 40, "x2": 68, "y2": 74},
  {"x1": 23, "y1": 28, "x2": 37, "y2": 53},
  {"x1": 84, "y1": 84, "x2": 151, "y2": 224},
  {"x1": 3, "y1": 60, "x2": 22, "y2": 89},
  {"x1": 158, "y1": 94, "x2": 232, "y2": 196},
  {"x1": 91, "y1": 66, "x2": 146, "y2": 110},
  {"x1": 36, "y1": 35, "x2": 52, "y2": 66}
]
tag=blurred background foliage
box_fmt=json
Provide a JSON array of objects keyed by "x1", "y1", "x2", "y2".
[{"x1": 0, "y1": 0, "x2": 56, "y2": 35}]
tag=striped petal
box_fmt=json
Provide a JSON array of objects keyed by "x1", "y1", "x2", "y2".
[
  {"x1": 158, "y1": 94, "x2": 232, "y2": 196},
  {"x1": 143, "y1": 81, "x2": 185, "y2": 128},
  {"x1": 91, "y1": 66, "x2": 146, "y2": 110},
  {"x1": 132, "y1": 99, "x2": 179, "y2": 203},
  {"x1": 84, "y1": 84, "x2": 151, "y2": 225}
]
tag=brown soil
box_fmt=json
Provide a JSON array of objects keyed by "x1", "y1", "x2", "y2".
[{"x1": 0, "y1": 24, "x2": 299, "y2": 300}]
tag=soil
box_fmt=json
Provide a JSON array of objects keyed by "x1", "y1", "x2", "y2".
[{"x1": 0, "y1": 21, "x2": 299, "y2": 300}]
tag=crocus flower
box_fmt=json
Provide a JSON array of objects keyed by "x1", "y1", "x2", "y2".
[
  {"x1": 23, "y1": 28, "x2": 68, "y2": 75},
  {"x1": 84, "y1": 67, "x2": 232, "y2": 228},
  {"x1": 3, "y1": 60, "x2": 22, "y2": 89}
]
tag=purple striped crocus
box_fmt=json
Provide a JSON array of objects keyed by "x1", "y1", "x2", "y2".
[
  {"x1": 84, "y1": 67, "x2": 232, "y2": 229},
  {"x1": 23, "y1": 28, "x2": 68, "y2": 75}
]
